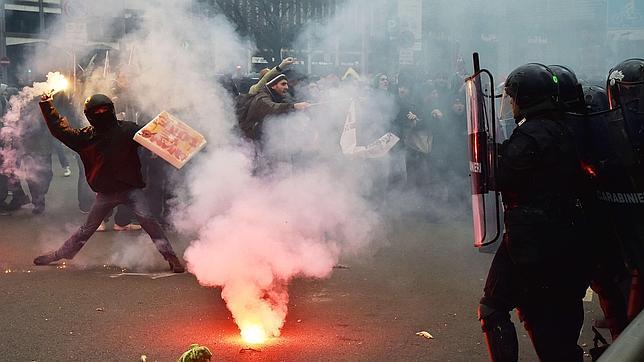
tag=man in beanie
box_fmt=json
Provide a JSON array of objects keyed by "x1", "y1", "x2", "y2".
[
  {"x1": 33, "y1": 93, "x2": 185, "y2": 273},
  {"x1": 241, "y1": 72, "x2": 310, "y2": 142},
  {"x1": 248, "y1": 57, "x2": 295, "y2": 96}
]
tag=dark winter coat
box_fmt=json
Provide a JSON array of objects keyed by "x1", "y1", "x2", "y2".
[
  {"x1": 498, "y1": 114, "x2": 585, "y2": 266},
  {"x1": 39, "y1": 99, "x2": 145, "y2": 193},
  {"x1": 240, "y1": 86, "x2": 294, "y2": 141}
]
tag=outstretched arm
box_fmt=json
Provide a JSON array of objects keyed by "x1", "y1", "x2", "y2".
[
  {"x1": 39, "y1": 96, "x2": 89, "y2": 152},
  {"x1": 248, "y1": 57, "x2": 295, "y2": 95}
]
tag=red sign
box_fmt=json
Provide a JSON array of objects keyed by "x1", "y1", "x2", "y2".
[{"x1": 0, "y1": 57, "x2": 10, "y2": 66}]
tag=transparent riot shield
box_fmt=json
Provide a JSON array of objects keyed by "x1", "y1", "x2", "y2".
[{"x1": 465, "y1": 55, "x2": 502, "y2": 248}]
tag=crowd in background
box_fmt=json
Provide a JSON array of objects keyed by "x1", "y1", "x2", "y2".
[
  {"x1": 234, "y1": 61, "x2": 472, "y2": 216},
  {"x1": 0, "y1": 59, "x2": 472, "y2": 223}
]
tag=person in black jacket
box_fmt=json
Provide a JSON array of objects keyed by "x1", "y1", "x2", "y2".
[{"x1": 33, "y1": 93, "x2": 184, "y2": 272}]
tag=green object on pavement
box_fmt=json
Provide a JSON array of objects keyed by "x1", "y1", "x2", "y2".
[{"x1": 178, "y1": 344, "x2": 213, "y2": 362}]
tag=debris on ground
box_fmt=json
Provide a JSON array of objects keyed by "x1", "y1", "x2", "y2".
[
  {"x1": 109, "y1": 272, "x2": 179, "y2": 279},
  {"x1": 416, "y1": 331, "x2": 434, "y2": 339},
  {"x1": 333, "y1": 264, "x2": 350, "y2": 269},
  {"x1": 95, "y1": 307, "x2": 104, "y2": 312},
  {"x1": 178, "y1": 344, "x2": 212, "y2": 362},
  {"x1": 240, "y1": 347, "x2": 261, "y2": 353}
]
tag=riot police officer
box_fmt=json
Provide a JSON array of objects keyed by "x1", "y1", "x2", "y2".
[
  {"x1": 478, "y1": 63, "x2": 591, "y2": 361},
  {"x1": 599, "y1": 59, "x2": 644, "y2": 321},
  {"x1": 578, "y1": 85, "x2": 630, "y2": 341},
  {"x1": 547, "y1": 66, "x2": 630, "y2": 341}
]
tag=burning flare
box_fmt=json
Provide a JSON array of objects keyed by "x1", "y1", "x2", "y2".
[
  {"x1": 240, "y1": 324, "x2": 267, "y2": 344},
  {"x1": 45, "y1": 72, "x2": 69, "y2": 96}
]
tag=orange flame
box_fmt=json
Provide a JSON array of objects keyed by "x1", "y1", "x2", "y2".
[{"x1": 240, "y1": 324, "x2": 267, "y2": 344}]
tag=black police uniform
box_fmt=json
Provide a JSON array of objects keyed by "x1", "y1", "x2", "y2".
[{"x1": 478, "y1": 64, "x2": 591, "y2": 362}]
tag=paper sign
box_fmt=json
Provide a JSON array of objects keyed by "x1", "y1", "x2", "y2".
[
  {"x1": 133, "y1": 111, "x2": 206, "y2": 169},
  {"x1": 340, "y1": 100, "x2": 399, "y2": 158}
]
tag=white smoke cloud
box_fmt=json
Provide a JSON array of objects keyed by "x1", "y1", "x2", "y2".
[
  {"x1": 183, "y1": 162, "x2": 379, "y2": 337},
  {"x1": 10, "y1": 0, "x2": 402, "y2": 341},
  {"x1": 164, "y1": 1, "x2": 396, "y2": 339},
  {"x1": 1, "y1": 72, "x2": 69, "y2": 179}
]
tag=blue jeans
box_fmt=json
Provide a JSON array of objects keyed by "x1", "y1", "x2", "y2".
[{"x1": 57, "y1": 188, "x2": 178, "y2": 260}]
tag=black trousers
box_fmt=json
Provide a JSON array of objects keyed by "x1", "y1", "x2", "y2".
[
  {"x1": 0, "y1": 171, "x2": 8, "y2": 204},
  {"x1": 56, "y1": 188, "x2": 177, "y2": 260},
  {"x1": 143, "y1": 155, "x2": 170, "y2": 223},
  {"x1": 23, "y1": 153, "x2": 53, "y2": 209},
  {"x1": 481, "y1": 235, "x2": 589, "y2": 362},
  {"x1": 76, "y1": 155, "x2": 94, "y2": 212}
]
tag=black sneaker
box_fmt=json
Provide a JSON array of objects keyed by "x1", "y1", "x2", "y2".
[
  {"x1": 33, "y1": 251, "x2": 63, "y2": 265},
  {"x1": 166, "y1": 255, "x2": 185, "y2": 273}
]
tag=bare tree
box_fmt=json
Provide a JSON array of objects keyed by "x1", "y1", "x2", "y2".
[{"x1": 201, "y1": 0, "x2": 336, "y2": 61}]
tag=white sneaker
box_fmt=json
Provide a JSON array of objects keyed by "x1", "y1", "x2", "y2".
[
  {"x1": 96, "y1": 222, "x2": 107, "y2": 232},
  {"x1": 113, "y1": 223, "x2": 142, "y2": 231},
  {"x1": 63, "y1": 166, "x2": 71, "y2": 177}
]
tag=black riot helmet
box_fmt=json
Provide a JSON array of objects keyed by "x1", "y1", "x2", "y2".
[
  {"x1": 606, "y1": 59, "x2": 644, "y2": 151},
  {"x1": 607, "y1": 58, "x2": 644, "y2": 112},
  {"x1": 582, "y1": 85, "x2": 609, "y2": 113},
  {"x1": 504, "y1": 63, "x2": 560, "y2": 119},
  {"x1": 83, "y1": 94, "x2": 117, "y2": 132},
  {"x1": 549, "y1": 65, "x2": 585, "y2": 113}
]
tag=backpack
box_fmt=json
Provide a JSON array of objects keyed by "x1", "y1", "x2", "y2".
[{"x1": 235, "y1": 93, "x2": 261, "y2": 140}]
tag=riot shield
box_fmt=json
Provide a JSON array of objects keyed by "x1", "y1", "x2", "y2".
[{"x1": 465, "y1": 55, "x2": 502, "y2": 248}]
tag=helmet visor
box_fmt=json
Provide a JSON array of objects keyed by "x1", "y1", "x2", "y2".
[{"x1": 609, "y1": 80, "x2": 644, "y2": 114}]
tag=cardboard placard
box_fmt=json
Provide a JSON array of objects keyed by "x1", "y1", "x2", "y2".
[{"x1": 133, "y1": 111, "x2": 206, "y2": 169}]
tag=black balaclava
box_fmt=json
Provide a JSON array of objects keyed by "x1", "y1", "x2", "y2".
[{"x1": 84, "y1": 94, "x2": 118, "y2": 132}]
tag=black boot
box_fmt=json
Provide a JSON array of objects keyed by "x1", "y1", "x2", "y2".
[{"x1": 479, "y1": 304, "x2": 519, "y2": 362}]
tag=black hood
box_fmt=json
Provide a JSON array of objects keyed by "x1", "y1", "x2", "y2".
[{"x1": 84, "y1": 93, "x2": 118, "y2": 132}]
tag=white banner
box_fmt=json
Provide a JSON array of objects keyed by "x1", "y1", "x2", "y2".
[{"x1": 340, "y1": 100, "x2": 399, "y2": 158}]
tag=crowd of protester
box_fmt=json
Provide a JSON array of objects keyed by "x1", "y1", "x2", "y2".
[
  {"x1": 0, "y1": 58, "x2": 471, "y2": 223},
  {"x1": 235, "y1": 59, "x2": 471, "y2": 217}
]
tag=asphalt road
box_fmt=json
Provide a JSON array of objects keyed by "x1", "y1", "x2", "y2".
[{"x1": 0, "y1": 164, "x2": 604, "y2": 361}]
